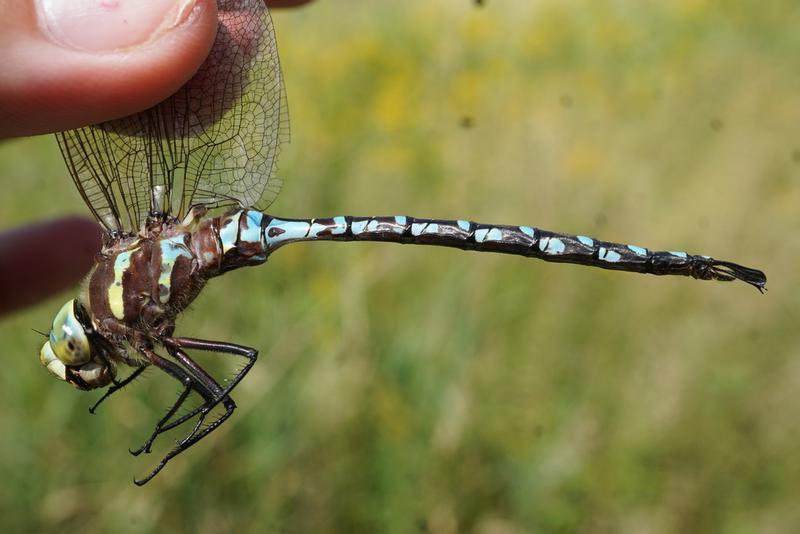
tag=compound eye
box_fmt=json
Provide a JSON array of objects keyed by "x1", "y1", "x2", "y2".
[{"x1": 49, "y1": 300, "x2": 91, "y2": 366}]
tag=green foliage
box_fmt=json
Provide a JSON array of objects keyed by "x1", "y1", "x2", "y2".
[{"x1": 1, "y1": 1, "x2": 797, "y2": 532}]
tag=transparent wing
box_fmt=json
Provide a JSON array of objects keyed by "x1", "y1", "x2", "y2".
[{"x1": 56, "y1": 0, "x2": 289, "y2": 234}]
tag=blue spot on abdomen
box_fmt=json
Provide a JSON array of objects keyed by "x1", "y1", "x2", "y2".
[
  {"x1": 627, "y1": 244, "x2": 647, "y2": 256},
  {"x1": 599, "y1": 247, "x2": 621, "y2": 262},
  {"x1": 539, "y1": 237, "x2": 565, "y2": 255}
]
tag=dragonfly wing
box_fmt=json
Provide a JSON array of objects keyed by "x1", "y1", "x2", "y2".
[{"x1": 56, "y1": 0, "x2": 289, "y2": 234}]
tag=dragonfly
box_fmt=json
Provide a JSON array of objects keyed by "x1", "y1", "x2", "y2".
[{"x1": 37, "y1": 0, "x2": 766, "y2": 485}]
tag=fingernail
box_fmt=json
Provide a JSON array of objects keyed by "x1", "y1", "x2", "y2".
[{"x1": 36, "y1": 0, "x2": 199, "y2": 52}]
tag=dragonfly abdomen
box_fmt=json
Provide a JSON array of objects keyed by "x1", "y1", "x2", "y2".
[
  {"x1": 255, "y1": 214, "x2": 766, "y2": 290},
  {"x1": 199, "y1": 209, "x2": 765, "y2": 289}
]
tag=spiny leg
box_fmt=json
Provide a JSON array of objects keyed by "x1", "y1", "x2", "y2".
[
  {"x1": 160, "y1": 344, "x2": 239, "y2": 450},
  {"x1": 140, "y1": 338, "x2": 241, "y2": 435},
  {"x1": 130, "y1": 349, "x2": 217, "y2": 471},
  {"x1": 133, "y1": 344, "x2": 242, "y2": 486},
  {"x1": 89, "y1": 366, "x2": 147, "y2": 414},
  {"x1": 133, "y1": 341, "x2": 246, "y2": 454},
  {"x1": 164, "y1": 336, "x2": 258, "y2": 412},
  {"x1": 134, "y1": 400, "x2": 237, "y2": 486},
  {"x1": 138, "y1": 337, "x2": 258, "y2": 448},
  {"x1": 128, "y1": 382, "x2": 193, "y2": 456},
  {"x1": 133, "y1": 338, "x2": 257, "y2": 485},
  {"x1": 132, "y1": 347, "x2": 234, "y2": 453}
]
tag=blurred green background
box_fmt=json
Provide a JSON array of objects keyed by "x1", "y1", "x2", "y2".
[{"x1": 1, "y1": 0, "x2": 797, "y2": 532}]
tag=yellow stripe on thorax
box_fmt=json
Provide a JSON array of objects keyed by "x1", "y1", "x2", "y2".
[{"x1": 109, "y1": 248, "x2": 138, "y2": 320}]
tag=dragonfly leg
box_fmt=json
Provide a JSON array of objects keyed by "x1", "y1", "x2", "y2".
[
  {"x1": 130, "y1": 349, "x2": 220, "y2": 469},
  {"x1": 132, "y1": 338, "x2": 256, "y2": 484},
  {"x1": 135, "y1": 337, "x2": 255, "y2": 443},
  {"x1": 133, "y1": 344, "x2": 241, "y2": 485},
  {"x1": 134, "y1": 396, "x2": 236, "y2": 486},
  {"x1": 160, "y1": 344, "x2": 239, "y2": 448},
  {"x1": 135, "y1": 342, "x2": 238, "y2": 449},
  {"x1": 89, "y1": 365, "x2": 147, "y2": 414},
  {"x1": 128, "y1": 382, "x2": 193, "y2": 456},
  {"x1": 132, "y1": 387, "x2": 219, "y2": 454},
  {"x1": 163, "y1": 336, "x2": 258, "y2": 411}
]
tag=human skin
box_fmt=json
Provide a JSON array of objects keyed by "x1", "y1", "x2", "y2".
[{"x1": 0, "y1": 0, "x2": 313, "y2": 316}]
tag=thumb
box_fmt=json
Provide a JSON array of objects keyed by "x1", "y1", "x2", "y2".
[{"x1": 0, "y1": 0, "x2": 218, "y2": 138}]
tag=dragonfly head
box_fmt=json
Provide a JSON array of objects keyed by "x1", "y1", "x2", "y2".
[{"x1": 39, "y1": 299, "x2": 115, "y2": 390}]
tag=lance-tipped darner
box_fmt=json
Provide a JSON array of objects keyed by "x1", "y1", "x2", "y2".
[{"x1": 38, "y1": 0, "x2": 766, "y2": 485}]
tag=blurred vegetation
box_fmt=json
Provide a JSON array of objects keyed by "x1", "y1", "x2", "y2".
[{"x1": 1, "y1": 0, "x2": 798, "y2": 532}]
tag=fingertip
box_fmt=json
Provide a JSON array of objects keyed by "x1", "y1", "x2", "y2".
[
  {"x1": 0, "y1": 216, "x2": 102, "y2": 316},
  {"x1": 0, "y1": 0, "x2": 218, "y2": 137},
  {"x1": 53, "y1": 216, "x2": 104, "y2": 257}
]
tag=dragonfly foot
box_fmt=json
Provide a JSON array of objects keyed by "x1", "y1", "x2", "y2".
[
  {"x1": 134, "y1": 460, "x2": 168, "y2": 486},
  {"x1": 133, "y1": 398, "x2": 236, "y2": 486}
]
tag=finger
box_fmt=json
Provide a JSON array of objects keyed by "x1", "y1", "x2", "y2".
[
  {"x1": 0, "y1": 0, "x2": 218, "y2": 138},
  {"x1": 0, "y1": 216, "x2": 102, "y2": 316}
]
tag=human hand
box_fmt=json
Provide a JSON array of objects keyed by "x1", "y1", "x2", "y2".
[{"x1": 0, "y1": 0, "x2": 313, "y2": 316}]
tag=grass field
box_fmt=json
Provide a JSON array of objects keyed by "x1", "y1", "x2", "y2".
[{"x1": 0, "y1": 1, "x2": 797, "y2": 532}]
